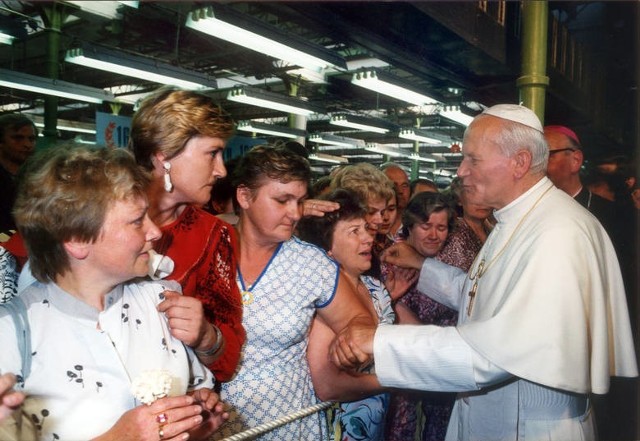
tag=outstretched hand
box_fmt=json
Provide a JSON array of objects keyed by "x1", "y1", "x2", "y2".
[
  {"x1": 381, "y1": 242, "x2": 426, "y2": 270},
  {"x1": 384, "y1": 266, "x2": 419, "y2": 301}
]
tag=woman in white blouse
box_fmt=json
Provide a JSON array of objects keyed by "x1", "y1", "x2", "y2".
[{"x1": 0, "y1": 146, "x2": 225, "y2": 441}]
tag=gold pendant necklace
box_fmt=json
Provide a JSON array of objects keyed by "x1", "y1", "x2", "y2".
[
  {"x1": 241, "y1": 290, "x2": 254, "y2": 305},
  {"x1": 466, "y1": 184, "x2": 553, "y2": 316},
  {"x1": 238, "y1": 269, "x2": 257, "y2": 306}
]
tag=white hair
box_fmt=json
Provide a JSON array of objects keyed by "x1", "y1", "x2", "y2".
[{"x1": 464, "y1": 114, "x2": 549, "y2": 174}]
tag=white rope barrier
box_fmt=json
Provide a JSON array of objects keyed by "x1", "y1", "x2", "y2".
[{"x1": 218, "y1": 401, "x2": 334, "y2": 441}]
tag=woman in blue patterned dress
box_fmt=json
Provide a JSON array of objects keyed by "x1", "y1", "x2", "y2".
[
  {"x1": 297, "y1": 188, "x2": 416, "y2": 441},
  {"x1": 213, "y1": 145, "x2": 375, "y2": 440}
]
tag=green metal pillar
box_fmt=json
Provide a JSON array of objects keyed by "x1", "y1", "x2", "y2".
[
  {"x1": 516, "y1": 1, "x2": 549, "y2": 124},
  {"x1": 40, "y1": 3, "x2": 67, "y2": 147}
]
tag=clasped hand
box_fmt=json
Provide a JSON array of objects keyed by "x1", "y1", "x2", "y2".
[
  {"x1": 96, "y1": 390, "x2": 227, "y2": 441},
  {"x1": 329, "y1": 319, "x2": 377, "y2": 372}
]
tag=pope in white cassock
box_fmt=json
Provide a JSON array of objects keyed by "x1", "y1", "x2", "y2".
[{"x1": 330, "y1": 104, "x2": 638, "y2": 441}]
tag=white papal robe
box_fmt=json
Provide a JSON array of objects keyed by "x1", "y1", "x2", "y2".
[{"x1": 374, "y1": 177, "x2": 637, "y2": 441}]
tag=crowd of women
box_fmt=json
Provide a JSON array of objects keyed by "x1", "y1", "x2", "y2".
[{"x1": 0, "y1": 87, "x2": 493, "y2": 441}]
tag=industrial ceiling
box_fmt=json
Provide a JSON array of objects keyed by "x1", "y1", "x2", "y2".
[{"x1": 0, "y1": 1, "x2": 636, "y2": 179}]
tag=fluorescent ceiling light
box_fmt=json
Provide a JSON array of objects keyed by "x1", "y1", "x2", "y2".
[
  {"x1": 186, "y1": 6, "x2": 347, "y2": 71},
  {"x1": 430, "y1": 169, "x2": 455, "y2": 177},
  {"x1": 216, "y1": 75, "x2": 281, "y2": 90},
  {"x1": 104, "y1": 85, "x2": 152, "y2": 105},
  {"x1": 330, "y1": 114, "x2": 396, "y2": 134},
  {"x1": 35, "y1": 122, "x2": 96, "y2": 134},
  {"x1": 65, "y1": 43, "x2": 217, "y2": 90},
  {"x1": 439, "y1": 105, "x2": 475, "y2": 126},
  {"x1": 309, "y1": 153, "x2": 348, "y2": 164},
  {"x1": 74, "y1": 137, "x2": 97, "y2": 145},
  {"x1": 409, "y1": 153, "x2": 437, "y2": 163},
  {"x1": 341, "y1": 154, "x2": 384, "y2": 159},
  {"x1": 0, "y1": 68, "x2": 115, "y2": 104},
  {"x1": 364, "y1": 143, "x2": 409, "y2": 158},
  {"x1": 352, "y1": 69, "x2": 441, "y2": 106},
  {"x1": 237, "y1": 120, "x2": 306, "y2": 139},
  {"x1": 399, "y1": 128, "x2": 441, "y2": 145},
  {"x1": 228, "y1": 87, "x2": 323, "y2": 116},
  {"x1": 66, "y1": 1, "x2": 123, "y2": 20},
  {"x1": 0, "y1": 103, "x2": 31, "y2": 112},
  {"x1": 309, "y1": 133, "x2": 365, "y2": 148},
  {"x1": 345, "y1": 58, "x2": 389, "y2": 71},
  {"x1": 0, "y1": 32, "x2": 15, "y2": 45},
  {"x1": 316, "y1": 145, "x2": 360, "y2": 152},
  {"x1": 33, "y1": 116, "x2": 96, "y2": 134},
  {"x1": 286, "y1": 67, "x2": 327, "y2": 84}
]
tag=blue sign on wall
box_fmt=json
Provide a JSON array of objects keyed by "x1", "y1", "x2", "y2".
[
  {"x1": 223, "y1": 135, "x2": 267, "y2": 161},
  {"x1": 96, "y1": 112, "x2": 132, "y2": 148}
]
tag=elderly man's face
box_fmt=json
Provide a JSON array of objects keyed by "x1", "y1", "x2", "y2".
[
  {"x1": 384, "y1": 166, "x2": 410, "y2": 209},
  {"x1": 457, "y1": 116, "x2": 518, "y2": 209},
  {"x1": 544, "y1": 130, "x2": 582, "y2": 194}
]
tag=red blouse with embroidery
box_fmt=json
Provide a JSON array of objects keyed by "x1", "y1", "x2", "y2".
[{"x1": 155, "y1": 205, "x2": 245, "y2": 382}]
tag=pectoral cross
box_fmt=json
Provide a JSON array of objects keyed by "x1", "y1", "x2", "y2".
[
  {"x1": 467, "y1": 259, "x2": 484, "y2": 316},
  {"x1": 467, "y1": 280, "x2": 478, "y2": 316}
]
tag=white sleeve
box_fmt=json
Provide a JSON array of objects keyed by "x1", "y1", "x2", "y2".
[
  {"x1": 0, "y1": 309, "x2": 34, "y2": 441},
  {"x1": 417, "y1": 258, "x2": 467, "y2": 311},
  {"x1": 373, "y1": 324, "x2": 512, "y2": 392}
]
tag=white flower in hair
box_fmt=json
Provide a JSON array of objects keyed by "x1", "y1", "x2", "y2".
[{"x1": 131, "y1": 370, "x2": 173, "y2": 405}]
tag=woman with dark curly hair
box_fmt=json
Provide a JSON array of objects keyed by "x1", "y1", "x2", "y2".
[{"x1": 298, "y1": 188, "x2": 415, "y2": 441}]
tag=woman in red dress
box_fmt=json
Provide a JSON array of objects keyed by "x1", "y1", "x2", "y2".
[{"x1": 129, "y1": 87, "x2": 245, "y2": 382}]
